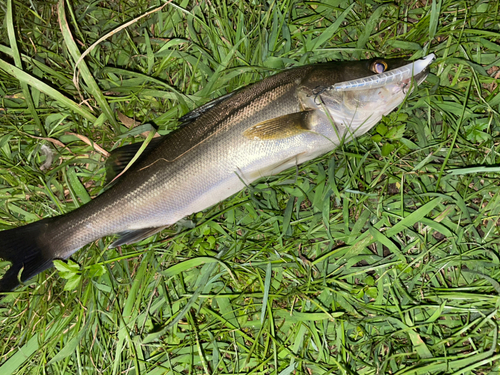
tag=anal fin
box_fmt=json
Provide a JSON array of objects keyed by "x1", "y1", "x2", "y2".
[{"x1": 110, "y1": 226, "x2": 167, "y2": 248}]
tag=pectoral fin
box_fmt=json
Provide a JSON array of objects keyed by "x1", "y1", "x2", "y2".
[{"x1": 243, "y1": 111, "x2": 312, "y2": 140}]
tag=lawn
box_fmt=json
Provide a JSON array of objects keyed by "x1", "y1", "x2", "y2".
[{"x1": 1, "y1": 0, "x2": 500, "y2": 374}]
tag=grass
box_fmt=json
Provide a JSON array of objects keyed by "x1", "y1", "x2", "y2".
[{"x1": 0, "y1": 0, "x2": 500, "y2": 373}]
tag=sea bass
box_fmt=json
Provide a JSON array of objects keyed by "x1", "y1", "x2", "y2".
[{"x1": 0, "y1": 54, "x2": 435, "y2": 293}]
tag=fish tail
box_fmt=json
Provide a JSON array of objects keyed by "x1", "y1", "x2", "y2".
[{"x1": 0, "y1": 218, "x2": 56, "y2": 293}]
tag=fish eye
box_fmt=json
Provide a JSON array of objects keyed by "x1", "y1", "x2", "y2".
[{"x1": 370, "y1": 60, "x2": 388, "y2": 74}]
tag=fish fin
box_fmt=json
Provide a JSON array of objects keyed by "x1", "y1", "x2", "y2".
[
  {"x1": 0, "y1": 219, "x2": 55, "y2": 293},
  {"x1": 242, "y1": 111, "x2": 313, "y2": 140},
  {"x1": 245, "y1": 153, "x2": 304, "y2": 180},
  {"x1": 178, "y1": 91, "x2": 236, "y2": 125},
  {"x1": 110, "y1": 226, "x2": 167, "y2": 248},
  {"x1": 105, "y1": 138, "x2": 163, "y2": 184}
]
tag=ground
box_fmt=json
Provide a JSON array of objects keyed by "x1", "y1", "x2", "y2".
[{"x1": 0, "y1": 0, "x2": 499, "y2": 374}]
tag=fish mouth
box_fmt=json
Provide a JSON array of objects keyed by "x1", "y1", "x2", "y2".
[
  {"x1": 399, "y1": 54, "x2": 435, "y2": 91},
  {"x1": 329, "y1": 53, "x2": 435, "y2": 93},
  {"x1": 412, "y1": 57, "x2": 434, "y2": 85},
  {"x1": 311, "y1": 54, "x2": 435, "y2": 137}
]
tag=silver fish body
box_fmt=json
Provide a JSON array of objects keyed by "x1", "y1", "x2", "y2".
[{"x1": 0, "y1": 54, "x2": 434, "y2": 292}]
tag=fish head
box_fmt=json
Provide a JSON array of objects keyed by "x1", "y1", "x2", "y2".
[{"x1": 299, "y1": 54, "x2": 435, "y2": 140}]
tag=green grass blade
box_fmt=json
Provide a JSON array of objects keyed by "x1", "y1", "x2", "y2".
[
  {"x1": 57, "y1": 0, "x2": 118, "y2": 131},
  {"x1": 0, "y1": 59, "x2": 97, "y2": 122}
]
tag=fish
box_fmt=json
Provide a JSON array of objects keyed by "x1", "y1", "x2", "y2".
[{"x1": 0, "y1": 54, "x2": 435, "y2": 293}]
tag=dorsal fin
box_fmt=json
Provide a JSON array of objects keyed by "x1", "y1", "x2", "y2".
[
  {"x1": 104, "y1": 92, "x2": 236, "y2": 185},
  {"x1": 178, "y1": 92, "x2": 236, "y2": 126},
  {"x1": 105, "y1": 138, "x2": 163, "y2": 185}
]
